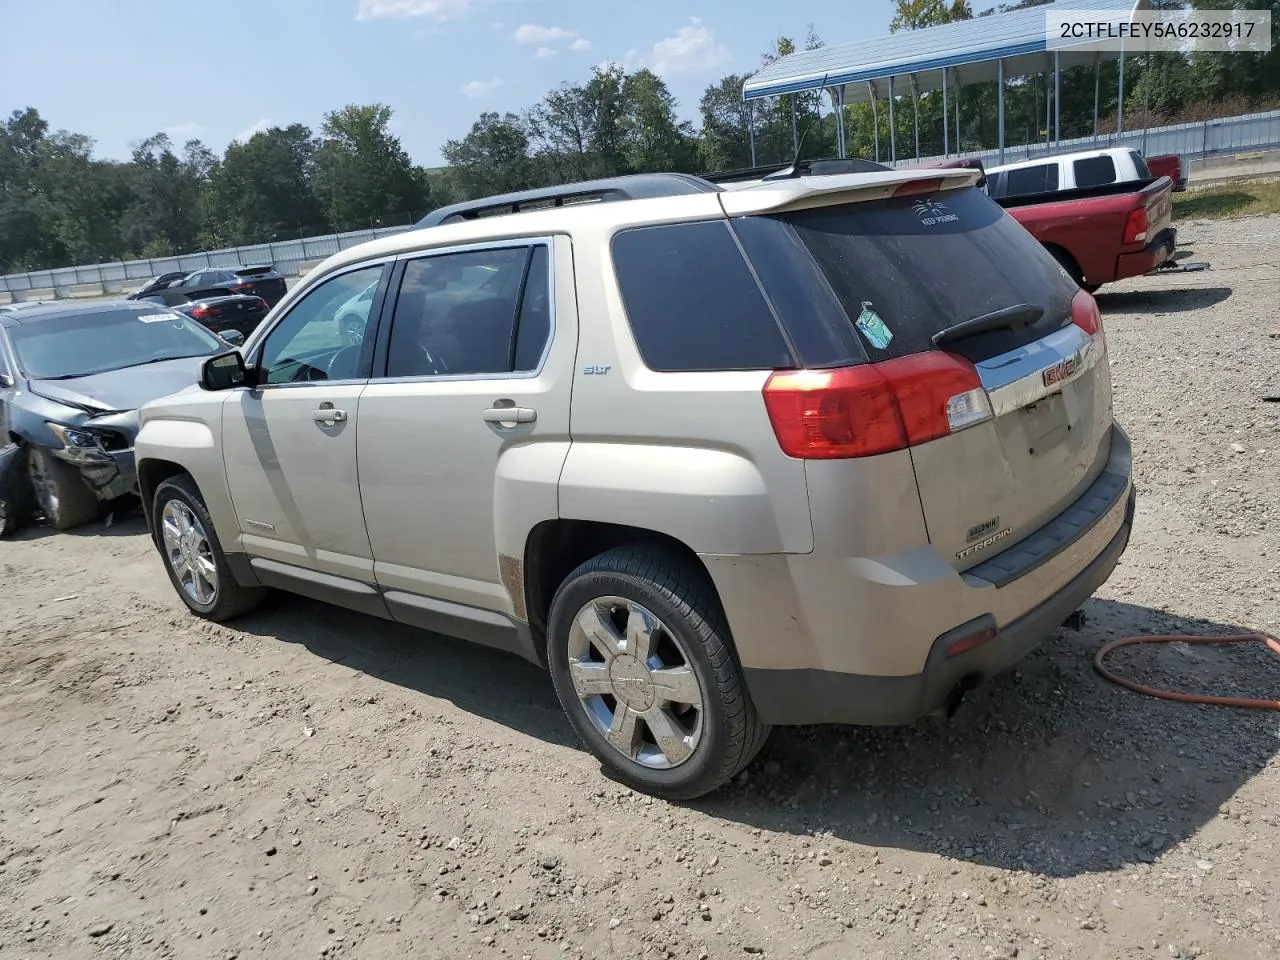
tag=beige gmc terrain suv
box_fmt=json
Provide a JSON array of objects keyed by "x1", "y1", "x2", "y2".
[{"x1": 135, "y1": 165, "x2": 1135, "y2": 799}]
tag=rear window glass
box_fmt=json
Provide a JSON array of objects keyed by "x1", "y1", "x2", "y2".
[
  {"x1": 1074, "y1": 155, "x2": 1117, "y2": 188},
  {"x1": 1003, "y1": 163, "x2": 1059, "y2": 198},
  {"x1": 778, "y1": 187, "x2": 1079, "y2": 362},
  {"x1": 611, "y1": 221, "x2": 793, "y2": 372}
]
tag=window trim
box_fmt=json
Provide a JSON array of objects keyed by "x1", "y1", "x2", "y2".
[
  {"x1": 370, "y1": 235, "x2": 558, "y2": 385},
  {"x1": 246, "y1": 257, "x2": 395, "y2": 391}
]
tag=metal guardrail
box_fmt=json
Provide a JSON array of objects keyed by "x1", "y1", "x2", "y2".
[
  {"x1": 918, "y1": 108, "x2": 1280, "y2": 168},
  {"x1": 0, "y1": 225, "x2": 413, "y2": 296},
  {"x1": 3, "y1": 107, "x2": 1279, "y2": 297}
]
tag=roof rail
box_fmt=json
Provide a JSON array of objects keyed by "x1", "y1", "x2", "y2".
[
  {"x1": 416, "y1": 173, "x2": 720, "y2": 228},
  {"x1": 703, "y1": 157, "x2": 892, "y2": 184}
]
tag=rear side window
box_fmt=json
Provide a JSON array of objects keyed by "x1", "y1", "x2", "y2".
[
  {"x1": 1074, "y1": 154, "x2": 1117, "y2": 188},
  {"x1": 779, "y1": 187, "x2": 1079, "y2": 362},
  {"x1": 611, "y1": 221, "x2": 793, "y2": 372},
  {"x1": 1129, "y1": 150, "x2": 1151, "y2": 178},
  {"x1": 1003, "y1": 163, "x2": 1059, "y2": 197}
]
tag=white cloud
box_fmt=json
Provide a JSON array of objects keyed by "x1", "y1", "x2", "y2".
[
  {"x1": 234, "y1": 118, "x2": 273, "y2": 143},
  {"x1": 645, "y1": 17, "x2": 728, "y2": 77},
  {"x1": 356, "y1": 0, "x2": 476, "y2": 21},
  {"x1": 164, "y1": 121, "x2": 205, "y2": 142},
  {"x1": 569, "y1": 37, "x2": 591, "y2": 53},
  {"x1": 512, "y1": 23, "x2": 574, "y2": 44},
  {"x1": 534, "y1": 45, "x2": 558, "y2": 59},
  {"x1": 460, "y1": 77, "x2": 504, "y2": 98},
  {"x1": 489, "y1": 20, "x2": 505, "y2": 29}
]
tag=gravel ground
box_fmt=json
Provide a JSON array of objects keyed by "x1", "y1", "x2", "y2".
[{"x1": 2, "y1": 215, "x2": 1278, "y2": 960}]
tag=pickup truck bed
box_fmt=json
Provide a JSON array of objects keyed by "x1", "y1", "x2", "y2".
[{"x1": 996, "y1": 176, "x2": 1176, "y2": 291}]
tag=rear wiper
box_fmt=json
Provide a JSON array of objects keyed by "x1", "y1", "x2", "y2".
[{"x1": 932, "y1": 303, "x2": 1044, "y2": 348}]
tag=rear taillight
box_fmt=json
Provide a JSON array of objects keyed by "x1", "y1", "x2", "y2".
[
  {"x1": 1123, "y1": 207, "x2": 1149, "y2": 244},
  {"x1": 1070, "y1": 287, "x2": 1102, "y2": 336},
  {"x1": 763, "y1": 352, "x2": 993, "y2": 460},
  {"x1": 229, "y1": 282, "x2": 254, "y2": 293},
  {"x1": 190, "y1": 304, "x2": 210, "y2": 319}
]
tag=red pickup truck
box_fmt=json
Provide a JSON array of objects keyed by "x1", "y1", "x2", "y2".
[
  {"x1": 1147, "y1": 153, "x2": 1186, "y2": 191},
  {"x1": 996, "y1": 176, "x2": 1177, "y2": 291},
  {"x1": 705, "y1": 156, "x2": 1177, "y2": 293},
  {"x1": 922, "y1": 157, "x2": 1177, "y2": 290}
]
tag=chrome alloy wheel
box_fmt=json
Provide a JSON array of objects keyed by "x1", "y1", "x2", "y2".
[
  {"x1": 566, "y1": 596, "x2": 705, "y2": 769},
  {"x1": 160, "y1": 499, "x2": 218, "y2": 605}
]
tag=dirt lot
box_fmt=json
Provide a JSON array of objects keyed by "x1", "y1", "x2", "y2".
[{"x1": 2, "y1": 215, "x2": 1279, "y2": 960}]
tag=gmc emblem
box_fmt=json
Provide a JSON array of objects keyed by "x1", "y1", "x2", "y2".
[{"x1": 1042, "y1": 357, "x2": 1077, "y2": 387}]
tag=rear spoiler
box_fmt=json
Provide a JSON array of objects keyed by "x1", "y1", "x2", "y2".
[
  {"x1": 908, "y1": 157, "x2": 987, "y2": 189},
  {"x1": 233, "y1": 265, "x2": 274, "y2": 277},
  {"x1": 703, "y1": 157, "x2": 891, "y2": 184},
  {"x1": 705, "y1": 156, "x2": 987, "y2": 191}
]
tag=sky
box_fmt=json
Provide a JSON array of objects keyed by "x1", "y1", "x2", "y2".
[{"x1": 0, "y1": 0, "x2": 904, "y2": 167}]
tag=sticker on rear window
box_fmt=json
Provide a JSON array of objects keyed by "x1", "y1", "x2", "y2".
[
  {"x1": 913, "y1": 199, "x2": 960, "y2": 226},
  {"x1": 855, "y1": 302, "x2": 894, "y2": 350},
  {"x1": 138, "y1": 312, "x2": 182, "y2": 323}
]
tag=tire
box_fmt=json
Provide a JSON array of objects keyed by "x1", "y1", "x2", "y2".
[
  {"x1": 152, "y1": 473, "x2": 266, "y2": 621},
  {"x1": 547, "y1": 545, "x2": 770, "y2": 801},
  {"x1": 1048, "y1": 246, "x2": 1086, "y2": 289},
  {"x1": 26, "y1": 446, "x2": 100, "y2": 531}
]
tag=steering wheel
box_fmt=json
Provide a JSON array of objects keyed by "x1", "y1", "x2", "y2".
[{"x1": 325, "y1": 345, "x2": 361, "y2": 380}]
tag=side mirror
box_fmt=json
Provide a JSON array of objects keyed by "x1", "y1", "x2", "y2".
[
  {"x1": 0, "y1": 373, "x2": 13, "y2": 388},
  {"x1": 220, "y1": 329, "x2": 245, "y2": 347},
  {"x1": 201, "y1": 351, "x2": 250, "y2": 391}
]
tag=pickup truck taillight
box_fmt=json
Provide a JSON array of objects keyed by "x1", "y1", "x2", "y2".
[
  {"x1": 763, "y1": 353, "x2": 993, "y2": 460},
  {"x1": 1123, "y1": 207, "x2": 1149, "y2": 244}
]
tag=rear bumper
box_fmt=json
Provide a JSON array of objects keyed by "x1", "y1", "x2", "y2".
[
  {"x1": 741, "y1": 486, "x2": 1134, "y2": 725},
  {"x1": 1115, "y1": 227, "x2": 1176, "y2": 282},
  {"x1": 703, "y1": 425, "x2": 1135, "y2": 727}
]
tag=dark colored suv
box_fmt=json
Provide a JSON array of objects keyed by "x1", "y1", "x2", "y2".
[{"x1": 130, "y1": 265, "x2": 288, "y2": 308}]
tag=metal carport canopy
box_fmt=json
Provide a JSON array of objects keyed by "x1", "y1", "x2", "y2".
[{"x1": 742, "y1": 0, "x2": 1148, "y2": 105}]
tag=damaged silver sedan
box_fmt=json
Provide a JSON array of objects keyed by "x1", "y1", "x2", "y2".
[{"x1": 0, "y1": 300, "x2": 242, "y2": 532}]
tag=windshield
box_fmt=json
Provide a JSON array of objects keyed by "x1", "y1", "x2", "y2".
[{"x1": 9, "y1": 306, "x2": 223, "y2": 379}]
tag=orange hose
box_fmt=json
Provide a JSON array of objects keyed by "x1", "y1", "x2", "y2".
[{"x1": 1094, "y1": 633, "x2": 1280, "y2": 711}]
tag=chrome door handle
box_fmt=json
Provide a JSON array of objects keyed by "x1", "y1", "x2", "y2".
[
  {"x1": 482, "y1": 406, "x2": 536, "y2": 424},
  {"x1": 312, "y1": 408, "x2": 347, "y2": 424}
]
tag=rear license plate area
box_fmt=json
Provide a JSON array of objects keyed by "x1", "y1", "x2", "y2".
[{"x1": 1021, "y1": 393, "x2": 1068, "y2": 450}]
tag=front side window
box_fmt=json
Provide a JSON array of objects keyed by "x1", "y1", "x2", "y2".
[
  {"x1": 257, "y1": 265, "x2": 385, "y2": 384},
  {"x1": 385, "y1": 244, "x2": 551, "y2": 379}
]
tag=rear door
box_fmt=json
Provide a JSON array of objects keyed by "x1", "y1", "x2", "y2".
[{"x1": 762, "y1": 186, "x2": 1113, "y2": 569}]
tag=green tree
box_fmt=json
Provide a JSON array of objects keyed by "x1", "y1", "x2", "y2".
[
  {"x1": 891, "y1": 0, "x2": 973, "y2": 32},
  {"x1": 441, "y1": 112, "x2": 534, "y2": 198},
  {"x1": 121, "y1": 134, "x2": 213, "y2": 256},
  {"x1": 697, "y1": 74, "x2": 755, "y2": 172},
  {"x1": 209, "y1": 124, "x2": 326, "y2": 244},
  {"x1": 314, "y1": 104, "x2": 426, "y2": 230},
  {"x1": 621, "y1": 69, "x2": 696, "y2": 173}
]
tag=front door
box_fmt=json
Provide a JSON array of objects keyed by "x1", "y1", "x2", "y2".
[
  {"x1": 221, "y1": 262, "x2": 389, "y2": 583},
  {"x1": 357, "y1": 238, "x2": 573, "y2": 616}
]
